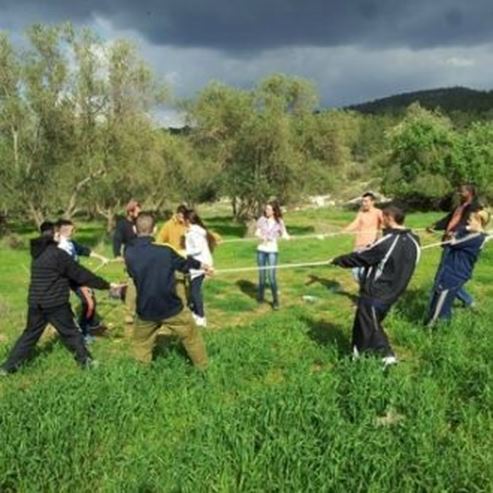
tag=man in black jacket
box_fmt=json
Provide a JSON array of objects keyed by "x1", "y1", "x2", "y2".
[
  {"x1": 125, "y1": 213, "x2": 212, "y2": 369},
  {"x1": 331, "y1": 206, "x2": 421, "y2": 365},
  {"x1": 0, "y1": 222, "x2": 117, "y2": 375}
]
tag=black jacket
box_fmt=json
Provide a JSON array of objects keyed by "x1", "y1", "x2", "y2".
[
  {"x1": 28, "y1": 237, "x2": 110, "y2": 308},
  {"x1": 113, "y1": 218, "x2": 137, "y2": 257},
  {"x1": 433, "y1": 198, "x2": 479, "y2": 233},
  {"x1": 125, "y1": 236, "x2": 201, "y2": 321},
  {"x1": 332, "y1": 228, "x2": 421, "y2": 306}
]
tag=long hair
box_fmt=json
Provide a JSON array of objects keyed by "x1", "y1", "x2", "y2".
[
  {"x1": 265, "y1": 200, "x2": 283, "y2": 224},
  {"x1": 185, "y1": 209, "x2": 217, "y2": 252}
]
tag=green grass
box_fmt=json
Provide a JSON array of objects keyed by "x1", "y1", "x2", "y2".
[{"x1": 0, "y1": 208, "x2": 492, "y2": 492}]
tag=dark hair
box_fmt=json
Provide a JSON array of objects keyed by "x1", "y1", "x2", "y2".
[
  {"x1": 265, "y1": 200, "x2": 283, "y2": 223},
  {"x1": 185, "y1": 209, "x2": 217, "y2": 252},
  {"x1": 460, "y1": 183, "x2": 476, "y2": 197},
  {"x1": 39, "y1": 221, "x2": 55, "y2": 237},
  {"x1": 56, "y1": 219, "x2": 74, "y2": 228},
  {"x1": 136, "y1": 212, "x2": 155, "y2": 235},
  {"x1": 176, "y1": 204, "x2": 188, "y2": 215},
  {"x1": 382, "y1": 205, "x2": 406, "y2": 225},
  {"x1": 362, "y1": 192, "x2": 376, "y2": 201}
]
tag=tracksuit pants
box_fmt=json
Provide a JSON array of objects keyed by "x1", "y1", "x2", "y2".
[
  {"x1": 352, "y1": 298, "x2": 393, "y2": 356},
  {"x1": 426, "y1": 284, "x2": 462, "y2": 326},
  {"x1": 1, "y1": 303, "x2": 92, "y2": 372}
]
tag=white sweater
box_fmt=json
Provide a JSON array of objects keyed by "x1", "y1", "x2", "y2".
[{"x1": 185, "y1": 224, "x2": 213, "y2": 279}]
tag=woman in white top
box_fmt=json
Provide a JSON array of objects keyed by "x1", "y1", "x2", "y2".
[
  {"x1": 185, "y1": 210, "x2": 217, "y2": 327},
  {"x1": 255, "y1": 201, "x2": 289, "y2": 310}
]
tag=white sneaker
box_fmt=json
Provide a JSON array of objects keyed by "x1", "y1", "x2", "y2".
[
  {"x1": 352, "y1": 346, "x2": 360, "y2": 361},
  {"x1": 382, "y1": 355, "x2": 398, "y2": 368},
  {"x1": 195, "y1": 316, "x2": 207, "y2": 328}
]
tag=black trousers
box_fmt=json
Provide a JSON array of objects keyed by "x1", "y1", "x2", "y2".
[
  {"x1": 2, "y1": 303, "x2": 92, "y2": 372},
  {"x1": 189, "y1": 275, "x2": 205, "y2": 318},
  {"x1": 352, "y1": 299, "x2": 393, "y2": 356}
]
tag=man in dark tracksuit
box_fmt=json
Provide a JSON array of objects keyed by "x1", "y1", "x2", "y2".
[
  {"x1": 0, "y1": 222, "x2": 112, "y2": 375},
  {"x1": 331, "y1": 206, "x2": 421, "y2": 364},
  {"x1": 428, "y1": 183, "x2": 479, "y2": 308},
  {"x1": 426, "y1": 209, "x2": 490, "y2": 325},
  {"x1": 125, "y1": 213, "x2": 211, "y2": 369}
]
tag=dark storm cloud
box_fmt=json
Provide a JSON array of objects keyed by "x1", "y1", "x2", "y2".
[{"x1": 2, "y1": 0, "x2": 493, "y2": 52}]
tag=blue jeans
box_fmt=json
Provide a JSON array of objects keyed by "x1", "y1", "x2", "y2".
[{"x1": 257, "y1": 251, "x2": 278, "y2": 303}]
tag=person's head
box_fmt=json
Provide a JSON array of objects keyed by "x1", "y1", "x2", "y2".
[
  {"x1": 458, "y1": 184, "x2": 476, "y2": 204},
  {"x1": 135, "y1": 212, "x2": 156, "y2": 236},
  {"x1": 56, "y1": 219, "x2": 75, "y2": 239},
  {"x1": 185, "y1": 208, "x2": 217, "y2": 251},
  {"x1": 382, "y1": 205, "x2": 406, "y2": 229},
  {"x1": 264, "y1": 201, "x2": 283, "y2": 223},
  {"x1": 39, "y1": 221, "x2": 56, "y2": 239},
  {"x1": 361, "y1": 192, "x2": 376, "y2": 212},
  {"x1": 468, "y1": 208, "x2": 490, "y2": 232},
  {"x1": 175, "y1": 204, "x2": 188, "y2": 224},
  {"x1": 126, "y1": 199, "x2": 141, "y2": 219}
]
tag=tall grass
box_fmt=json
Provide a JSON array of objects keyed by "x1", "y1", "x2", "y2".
[{"x1": 0, "y1": 209, "x2": 492, "y2": 492}]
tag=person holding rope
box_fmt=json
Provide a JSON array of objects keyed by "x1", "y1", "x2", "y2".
[
  {"x1": 125, "y1": 212, "x2": 211, "y2": 369},
  {"x1": 0, "y1": 222, "x2": 121, "y2": 376},
  {"x1": 426, "y1": 208, "x2": 490, "y2": 326},
  {"x1": 57, "y1": 219, "x2": 109, "y2": 343},
  {"x1": 343, "y1": 192, "x2": 383, "y2": 281},
  {"x1": 113, "y1": 199, "x2": 141, "y2": 324},
  {"x1": 331, "y1": 206, "x2": 420, "y2": 366},
  {"x1": 427, "y1": 183, "x2": 479, "y2": 309},
  {"x1": 184, "y1": 209, "x2": 217, "y2": 328},
  {"x1": 255, "y1": 201, "x2": 290, "y2": 310}
]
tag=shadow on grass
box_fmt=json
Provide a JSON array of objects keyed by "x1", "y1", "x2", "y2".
[
  {"x1": 154, "y1": 334, "x2": 192, "y2": 363},
  {"x1": 395, "y1": 288, "x2": 430, "y2": 324},
  {"x1": 236, "y1": 279, "x2": 258, "y2": 301},
  {"x1": 205, "y1": 216, "x2": 247, "y2": 238},
  {"x1": 299, "y1": 316, "x2": 351, "y2": 355},
  {"x1": 305, "y1": 275, "x2": 358, "y2": 303}
]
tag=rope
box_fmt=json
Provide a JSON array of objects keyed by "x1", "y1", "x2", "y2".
[
  {"x1": 220, "y1": 227, "x2": 428, "y2": 244},
  {"x1": 215, "y1": 230, "x2": 492, "y2": 275}
]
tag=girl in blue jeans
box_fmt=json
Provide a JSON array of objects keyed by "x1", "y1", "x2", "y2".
[{"x1": 255, "y1": 201, "x2": 289, "y2": 310}]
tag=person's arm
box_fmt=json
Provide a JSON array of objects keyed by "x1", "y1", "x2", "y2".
[
  {"x1": 73, "y1": 241, "x2": 91, "y2": 258},
  {"x1": 254, "y1": 219, "x2": 265, "y2": 240},
  {"x1": 430, "y1": 212, "x2": 452, "y2": 232},
  {"x1": 332, "y1": 236, "x2": 391, "y2": 269},
  {"x1": 113, "y1": 221, "x2": 123, "y2": 257},
  {"x1": 59, "y1": 251, "x2": 111, "y2": 290},
  {"x1": 170, "y1": 247, "x2": 204, "y2": 274},
  {"x1": 280, "y1": 220, "x2": 290, "y2": 240},
  {"x1": 343, "y1": 212, "x2": 361, "y2": 232}
]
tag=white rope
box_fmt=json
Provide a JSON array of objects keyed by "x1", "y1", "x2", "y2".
[
  {"x1": 215, "y1": 230, "x2": 492, "y2": 275},
  {"x1": 220, "y1": 227, "x2": 428, "y2": 244}
]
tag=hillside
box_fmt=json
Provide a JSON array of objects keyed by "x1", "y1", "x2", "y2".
[{"x1": 347, "y1": 86, "x2": 493, "y2": 115}]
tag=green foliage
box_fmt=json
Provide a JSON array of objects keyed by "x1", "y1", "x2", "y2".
[{"x1": 382, "y1": 104, "x2": 493, "y2": 207}]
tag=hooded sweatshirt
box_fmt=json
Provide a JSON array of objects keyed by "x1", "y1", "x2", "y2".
[
  {"x1": 28, "y1": 236, "x2": 110, "y2": 308},
  {"x1": 156, "y1": 215, "x2": 187, "y2": 252},
  {"x1": 185, "y1": 224, "x2": 213, "y2": 279}
]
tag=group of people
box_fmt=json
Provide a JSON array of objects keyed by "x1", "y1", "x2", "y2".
[{"x1": 0, "y1": 184, "x2": 490, "y2": 376}]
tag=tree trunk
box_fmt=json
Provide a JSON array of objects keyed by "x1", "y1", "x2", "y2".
[{"x1": 27, "y1": 202, "x2": 44, "y2": 229}]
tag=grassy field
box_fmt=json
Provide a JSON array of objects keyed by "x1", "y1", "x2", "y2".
[{"x1": 0, "y1": 207, "x2": 492, "y2": 492}]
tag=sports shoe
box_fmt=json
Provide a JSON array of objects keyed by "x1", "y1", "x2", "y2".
[
  {"x1": 195, "y1": 316, "x2": 207, "y2": 328},
  {"x1": 352, "y1": 346, "x2": 360, "y2": 361},
  {"x1": 83, "y1": 358, "x2": 100, "y2": 370},
  {"x1": 382, "y1": 355, "x2": 398, "y2": 368}
]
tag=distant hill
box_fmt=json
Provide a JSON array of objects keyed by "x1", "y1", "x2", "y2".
[{"x1": 347, "y1": 87, "x2": 493, "y2": 115}]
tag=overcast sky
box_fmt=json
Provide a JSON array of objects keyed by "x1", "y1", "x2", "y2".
[{"x1": 1, "y1": 0, "x2": 492, "y2": 124}]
